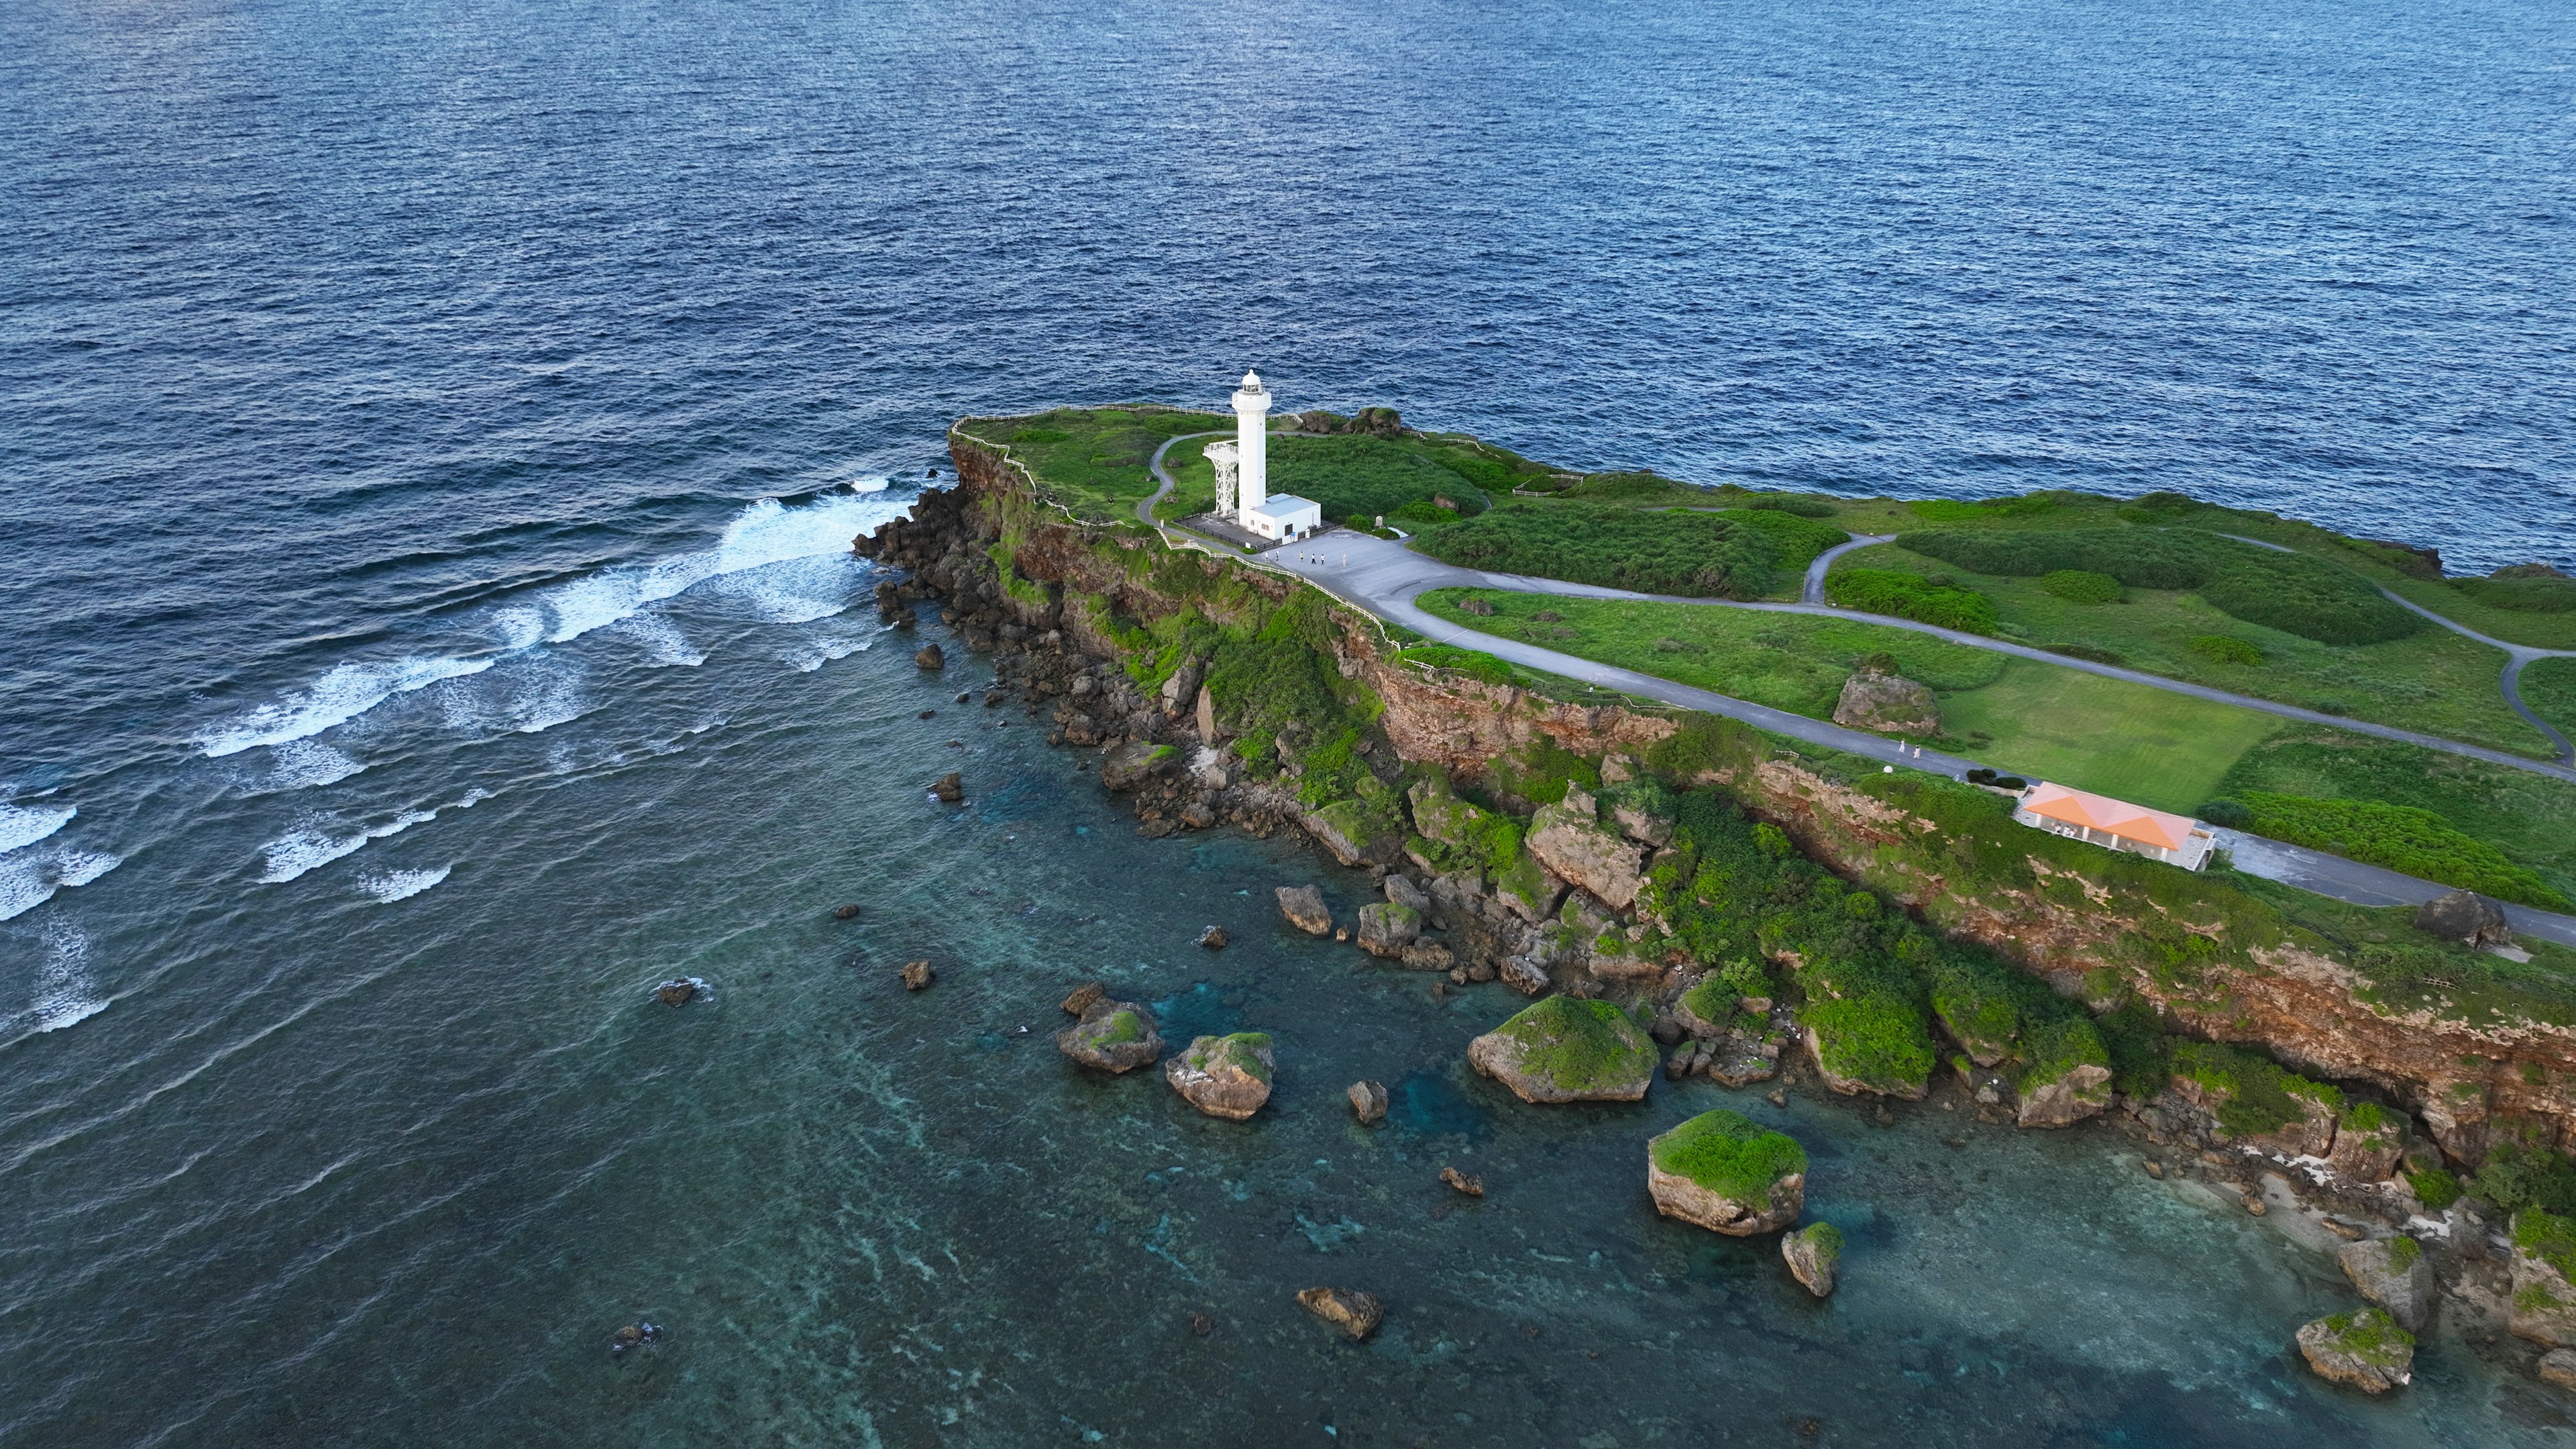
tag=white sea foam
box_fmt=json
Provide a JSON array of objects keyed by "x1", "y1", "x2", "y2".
[
  {"x1": 0, "y1": 803, "x2": 75, "y2": 856},
  {"x1": 193, "y1": 492, "x2": 910, "y2": 759},
  {"x1": 784, "y1": 633, "x2": 876, "y2": 673},
  {"x1": 849, "y1": 476, "x2": 891, "y2": 494},
  {"x1": 537, "y1": 492, "x2": 905, "y2": 644},
  {"x1": 617, "y1": 612, "x2": 706, "y2": 667},
  {"x1": 266, "y1": 739, "x2": 366, "y2": 792},
  {"x1": 198, "y1": 655, "x2": 496, "y2": 758},
  {"x1": 17, "y1": 925, "x2": 108, "y2": 1034},
  {"x1": 360, "y1": 865, "x2": 451, "y2": 903},
  {"x1": 258, "y1": 790, "x2": 489, "y2": 884},
  {"x1": 0, "y1": 845, "x2": 123, "y2": 922}
]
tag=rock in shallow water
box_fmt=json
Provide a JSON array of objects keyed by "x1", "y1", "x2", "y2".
[
  {"x1": 1061, "y1": 980, "x2": 1105, "y2": 1016},
  {"x1": 2538, "y1": 1348, "x2": 2576, "y2": 1391},
  {"x1": 914, "y1": 643, "x2": 945, "y2": 669},
  {"x1": 653, "y1": 979, "x2": 698, "y2": 1006},
  {"x1": 1467, "y1": 996, "x2": 1657, "y2": 1104},
  {"x1": 900, "y1": 959, "x2": 934, "y2": 991},
  {"x1": 1165, "y1": 1032, "x2": 1275, "y2": 1120},
  {"x1": 1276, "y1": 884, "x2": 1332, "y2": 935},
  {"x1": 2339, "y1": 1236, "x2": 2432, "y2": 1332},
  {"x1": 1782, "y1": 1222, "x2": 1842, "y2": 1297},
  {"x1": 2296, "y1": 1307, "x2": 2414, "y2": 1394},
  {"x1": 1057, "y1": 1000, "x2": 1164, "y2": 1073},
  {"x1": 1197, "y1": 925, "x2": 1228, "y2": 949},
  {"x1": 1646, "y1": 1109, "x2": 1807, "y2": 1236},
  {"x1": 1348, "y1": 1079, "x2": 1388, "y2": 1125},
  {"x1": 1297, "y1": 1286, "x2": 1383, "y2": 1341}
]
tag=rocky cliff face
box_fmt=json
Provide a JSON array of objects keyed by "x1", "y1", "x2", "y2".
[{"x1": 863, "y1": 434, "x2": 2576, "y2": 1166}]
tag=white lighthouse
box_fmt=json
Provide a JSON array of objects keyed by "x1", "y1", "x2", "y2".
[
  {"x1": 1225, "y1": 369, "x2": 1322, "y2": 543},
  {"x1": 1232, "y1": 371, "x2": 1271, "y2": 513}
]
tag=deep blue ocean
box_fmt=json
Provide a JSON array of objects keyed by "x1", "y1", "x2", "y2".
[{"x1": 4, "y1": 0, "x2": 2574, "y2": 1443}]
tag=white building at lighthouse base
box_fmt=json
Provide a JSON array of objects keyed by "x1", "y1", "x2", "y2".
[{"x1": 1240, "y1": 494, "x2": 1322, "y2": 543}]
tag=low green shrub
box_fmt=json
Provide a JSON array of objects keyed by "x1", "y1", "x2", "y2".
[
  {"x1": 1737, "y1": 494, "x2": 1839, "y2": 518},
  {"x1": 2042, "y1": 642, "x2": 2127, "y2": 665},
  {"x1": 2171, "y1": 1040, "x2": 2330, "y2": 1138},
  {"x1": 1644, "y1": 714, "x2": 1765, "y2": 786},
  {"x1": 2186, "y1": 635, "x2": 2264, "y2": 666},
  {"x1": 1719, "y1": 508, "x2": 1851, "y2": 575},
  {"x1": 2039, "y1": 569, "x2": 2123, "y2": 604},
  {"x1": 1825, "y1": 568, "x2": 1999, "y2": 633},
  {"x1": 2237, "y1": 791, "x2": 2571, "y2": 910},
  {"x1": 1803, "y1": 995, "x2": 1936, "y2": 1093},
  {"x1": 2196, "y1": 798, "x2": 2253, "y2": 828},
  {"x1": 2472, "y1": 1143, "x2": 2576, "y2": 1218},
  {"x1": 1269, "y1": 434, "x2": 1490, "y2": 521},
  {"x1": 2515, "y1": 1208, "x2": 2576, "y2": 1281},
  {"x1": 1896, "y1": 527, "x2": 2422, "y2": 645},
  {"x1": 1416, "y1": 504, "x2": 1788, "y2": 598},
  {"x1": 2457, "y1": 570, "x2": 2576, "y2": 614},
  {"x1": 2409, "y1": 1167, "x2": 2462, "y2": 1211},
  {"x1": 2094, "y1": 1000, "x2": 2177, "y2": 1098}
]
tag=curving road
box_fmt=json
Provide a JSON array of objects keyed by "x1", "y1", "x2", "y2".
[
  {"x1": 1226, "y1": 528, "x2": 2576, "y2": 938},
  {"x1": 1258, "y1": 529, "x2": 2576, "y2": 784},
  {"x1": 2216, "y1": 533, "x2": 2576, "y2": 765}
]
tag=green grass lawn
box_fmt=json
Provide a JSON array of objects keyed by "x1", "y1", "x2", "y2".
[
  {"x1": 1417, "y1": 588, "x2": 2281, "y2": 814},
  {"x1": 2214, "y1": 729, "x2": 2576, "y2": 904},
  {"x1": 1933, "y1": 661, "x2": 2286, "y2": 814},
  {"x1": 2522, "y1": 657, "x2": 2576, "y2": 740},
  {"x1": 1827, "y1": 543, "x2": 2551, "y2": 757},
  {"x1": 1153, "y1": 435, "x2": 1226, "y2": 521},
  {"x1": 955, "y1": 407, "x2": 1230, "y2": 522}
]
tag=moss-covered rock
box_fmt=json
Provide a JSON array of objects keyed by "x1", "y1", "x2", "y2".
[
  {"x1": 1673, "y1": 977, "x2": 1737, "y2": 1040},
  {"x1": 1165, "y1": 1032, "x2": 1277, "y2": 1120},
  {"x1": 1055, "y1": 999, "x2": 1165, "y2": 1073},
  {"x1": 1525, "y1": 785, "x2": 1647, "y2": 910},
  {"x1": 2513, "y1": 1210, "x2": 2576, "y2": 1347},
  {"x1": 2295, "y1": 1307, "x2": 2414, "y2": 1394},
  {"x1": 1099, "y1": 737, "x2": 1174, "y2": 791},
  {"x1": 1405, "y1": 775, "x2": 1524, "y2": 872},
  {"x1": 1468, "y1": 996, "x2": 1658, "y2": 1104},
  {"x1": 2328, "y1": 1100, "x2": 2410, "y2": 1183},
  {"x1": 1494, "y1": 849, "x2": 1570, "y2": 924},
  {"x1": 2014, "y1": 1016, "x2": 2113, "y2": 1129},
  {"x1": 1354, "y1": 900, "x2": 1422, "y2": 958},
  {"x1": 1646, "y1": 1110, "x2": 1807, "y2": 1235},
  {"x1": 2339, "y1": 1236, "x2": 2433, "y2": 1332},
  {"x1": 1782, "y1": 1221, "x2": 1842, "y2": 1297},
  {"x1": 1802, "y1": 997, "x2": 1934, "y2": 1101}
]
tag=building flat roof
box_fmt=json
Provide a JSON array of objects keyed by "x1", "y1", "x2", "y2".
[
  {"x1": 2019, "y1": 782, "x2": 2199, "y2": 851},
  {"x1": 1243, "y1": 495, "x2": 1319, "y2": 521}
]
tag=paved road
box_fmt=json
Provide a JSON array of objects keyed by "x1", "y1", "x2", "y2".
[
  {"x1": 2216, "y1": 533, "x2": 2576, "y2": 765},
  {"x1": 1803, "y1": 533, "x2": 1896, "y2": 604},
  {"x1": 1258, "y1": 528, "x2": 2576, "y2": 935},
  {"x1": 1140, "y1": 430, "x2": 1229, "y2": 529},
  {"x1": 1271, "y1": 530, "x2": 2576, "y2": 784}
]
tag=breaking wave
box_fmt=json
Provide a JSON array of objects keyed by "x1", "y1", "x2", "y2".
[
  {"x1": 7, "y1": 924, "x2": 109, "y2": 1036},
  {"x1": 360, "y1": 865, "x2": 451, "y2": 903},
  {"x1": 258, "y1": 790, "x2": 491, "y2": 884},
  {"x1": 195, "y1": 488, "x2": 910, "y2": 759},
  {"x1": 0, "y1": 802, "x2": 76, "y2": 855},
  {"x1": 0, "y1": 845, "x2": 121, "y2": 923}
]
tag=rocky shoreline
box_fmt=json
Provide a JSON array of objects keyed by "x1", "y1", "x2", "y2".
[{"x1": 852, "y1": 439, "x2": 2576, "y2": 1395}]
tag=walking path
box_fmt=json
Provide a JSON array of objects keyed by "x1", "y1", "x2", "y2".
[
  {"x1": 2215, "y1": 533, "x2": 2576, "y2": 765},
  {"x1": 1265, "y1": 529, "x2": 2576, "y2": 784}
]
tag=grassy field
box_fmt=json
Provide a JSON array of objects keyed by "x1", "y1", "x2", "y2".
[
  {"x1": 1417, "y1": 588, "x2": 2284, "y2": 813},
  {"x1": 956, "y1": 408, "x2": 1229, "y2": 522},
  {"x1": 1826, "y1": 542, "x2": 2551, "y2": 756},
  {"x1": 1931, "y1": 661, "x2": 2284, "y2": 813},
  {"x1": 2524, "y1": 657, "x2": 2576, "y2": 740},
  {"x1": 2212, "y1": 729, "x2": 2576, "y2": 904}
]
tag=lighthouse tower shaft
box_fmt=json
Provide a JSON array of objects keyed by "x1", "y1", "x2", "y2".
[{"x1": 1230, "y1": 372, "x2": 1271, "y2": 515}]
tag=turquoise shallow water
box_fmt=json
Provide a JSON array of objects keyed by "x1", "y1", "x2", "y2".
[{"x1": 4, "y1": 0, "x2": 2575, "y2": 1440}]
